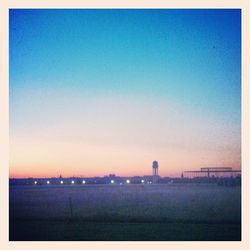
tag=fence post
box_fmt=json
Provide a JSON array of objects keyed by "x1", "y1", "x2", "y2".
[{"x1": 69, "y1": 197, "x2": 73, "y2": 218}]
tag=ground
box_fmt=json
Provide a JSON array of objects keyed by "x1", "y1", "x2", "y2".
[{"x1": 9, "y1": 184, "x2": 241, "y2": 241}]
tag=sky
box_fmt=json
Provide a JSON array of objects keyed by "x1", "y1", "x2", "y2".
[{"x1": 9, "y1": 9, "x2": 241, "y2": 178}]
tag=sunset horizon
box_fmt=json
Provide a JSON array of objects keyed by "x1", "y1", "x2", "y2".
[{"x1": 10, "y1": 9, "x2": 241, "y2": 179}]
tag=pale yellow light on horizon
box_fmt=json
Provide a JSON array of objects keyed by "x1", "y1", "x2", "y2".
[
  {"x1": 10, "y1": 133, "x2": 241, "y2": 178},
  {"x1": 10, "y1": 93, "x2": 241, "y2": 178}
]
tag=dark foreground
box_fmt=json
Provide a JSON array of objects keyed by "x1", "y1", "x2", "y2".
[
  {"x1": 9, "y1": 184, "x2": 241, "y2": 241},
  {"x1": 10, "y1": 219, "x2": 240, "y2": 241}
]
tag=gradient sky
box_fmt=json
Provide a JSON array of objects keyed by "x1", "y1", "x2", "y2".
[{"x1": 9, "y1": 9, "x2": 241, "y2": 178}]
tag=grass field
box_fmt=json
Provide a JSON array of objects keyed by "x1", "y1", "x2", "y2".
[{"x1": 9, "y1": 184, "x2": 241, "y2": 241}]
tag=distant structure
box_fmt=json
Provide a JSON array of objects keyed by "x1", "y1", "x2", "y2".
[
  {"x1": 9, "y1": 163, "x2": 241, "y2": 186},
  {"x1": 183, "y1": 167, "x2": 241, "y2": 178},
  {"x1": 152, "y1": 160, "x2": 159, "y2": 183}
]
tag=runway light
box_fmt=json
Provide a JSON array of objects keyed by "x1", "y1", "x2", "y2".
[
  {"x1": 47, "y1": 180, "x2": 50, "y2": 184},
  {"x1": 71, "y1": 180, "x2": 75, "y2": 184},
  {"x1": 82, "y1": 180, "x2": 86, "y2": 184},
  {"x1": 111, "y1": 180, "x2": 115, "y2": 184},
  {"x1": 126, "y1": 179, "x2": 130, "y2": 184},
  {"x1": 34, "y1": 181, "x2": 37, "y2": 185},
  {"x1": 141, "y1": 180, "x2": 145, "y2": 183},
  {"x1": 60, "y1": 180, "x2": 64, "y2": 184}
]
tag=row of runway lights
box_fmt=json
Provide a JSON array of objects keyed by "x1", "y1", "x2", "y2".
[{"x1": 33, "y1": 179, "x2": 152, "y2": 185}]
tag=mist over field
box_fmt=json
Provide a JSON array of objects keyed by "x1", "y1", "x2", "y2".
[{"x1": 9, "y1": 184, "x2": 241, "y2": 240}]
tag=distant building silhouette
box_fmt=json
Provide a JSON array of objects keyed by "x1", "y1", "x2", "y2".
[{"x1": 152, "y1": 160, "x2": 159, "y2": 183}]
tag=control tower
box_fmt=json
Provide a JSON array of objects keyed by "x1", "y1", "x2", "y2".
[{"x1": 152, "y1": 160, "x2": 159, "y2": 183}]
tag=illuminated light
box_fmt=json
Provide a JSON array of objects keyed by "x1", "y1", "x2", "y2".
[
  {"x1": 126, "y1": 179, "x2": 130, "y2": 184},
  {"x1": 141, "y1": 180, "x2": 145, "y2": 183},
  {"x1": 47, "y1": 180, "x2": 50, "y2": 184},
  {"x1": 120, "y1": 183, "x2": 123, "y2": 185},
  {"x1": 60, "y1": 180, "x2": 64, "y2": 184},
  {"x1": 71, "y1": 180, "x2": 75, "y2": 184},
  {"x1": 82, "y1": 180, "x2": 86, "y2": 184},
  {"x1": 110, "y1": 180, "x2": 115, "y2": 184},
  {"x1": 34, "y1": 181, "x2": 37, "y2": 185}
]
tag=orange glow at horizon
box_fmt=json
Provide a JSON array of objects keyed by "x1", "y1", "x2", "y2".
[
  {"x1": 9, "y1": 94, "x2": 241, "y2": 179},
  {"x1": 10, "y1": 132, "x2": 241, "y2": 178}
]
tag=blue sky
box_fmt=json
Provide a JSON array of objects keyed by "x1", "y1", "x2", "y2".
[{"x1": 9, "y1": 9, "x2": 241, "y2": 177}]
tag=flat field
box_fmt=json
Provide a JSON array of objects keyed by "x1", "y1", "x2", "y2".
[{"x1": 9, "y1": 184, "x2": 241, "y2": 241}]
